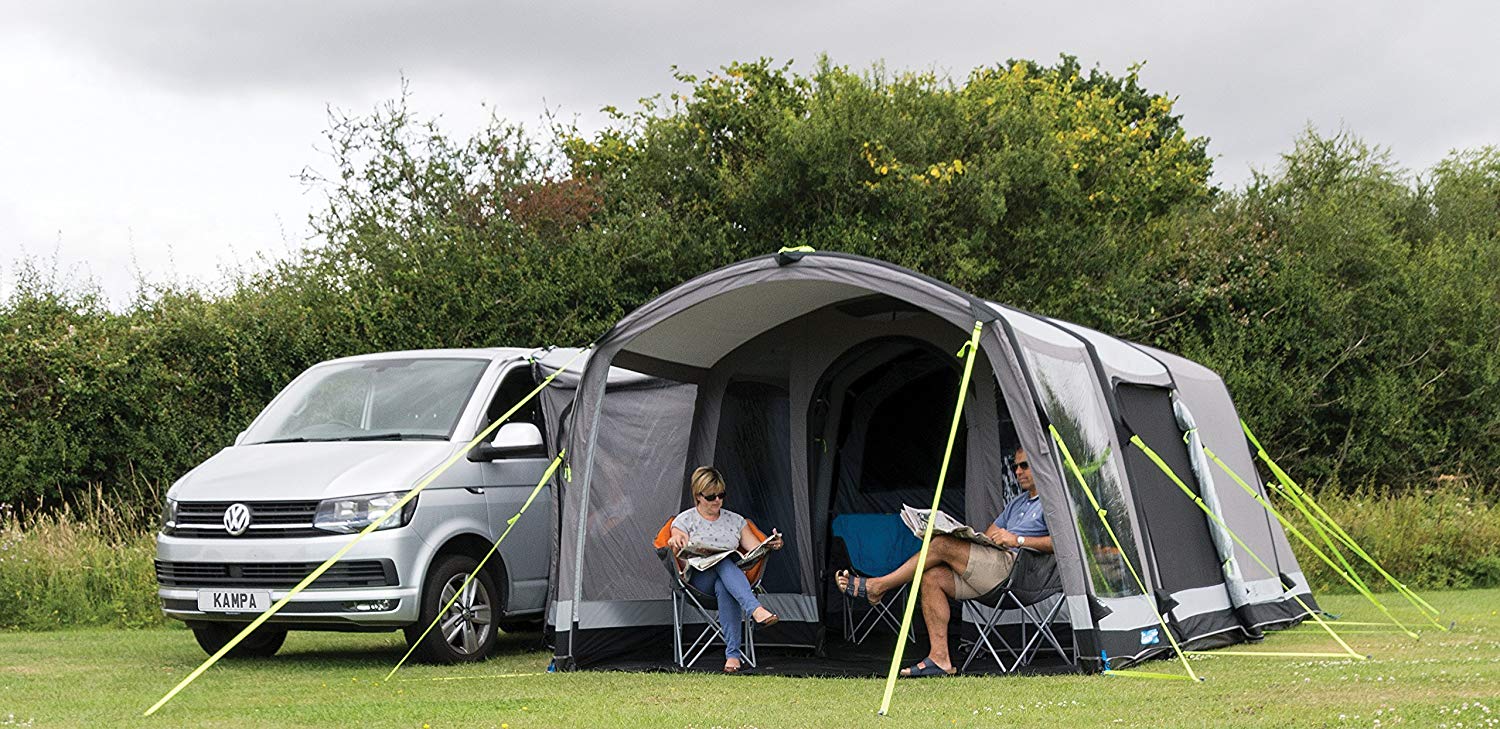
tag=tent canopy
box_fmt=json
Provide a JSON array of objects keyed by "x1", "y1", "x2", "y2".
[{"x1": 544, "y1": 252, "x2": 1314, "y2": 672}]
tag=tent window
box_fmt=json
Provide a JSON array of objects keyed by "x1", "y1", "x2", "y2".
[{"x1": 1021, "y1": 347, "x2": 1143, "y2": 598}]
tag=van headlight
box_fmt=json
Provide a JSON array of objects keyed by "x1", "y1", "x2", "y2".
[
  {"x1": 161, "y1": 497, "x2": 178, "y2": 533},
  {"x1": 313, "y1": 492, "x2": 417, "y2": 534}
]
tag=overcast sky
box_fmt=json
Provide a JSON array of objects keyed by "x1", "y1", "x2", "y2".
[{"x1": 2, "y1": 1, "x2": 1496, "y2": 307}]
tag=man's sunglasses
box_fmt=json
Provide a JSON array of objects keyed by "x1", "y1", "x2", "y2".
[
  {"x1": 700, "y1": 492, "x2": 725, "y2": 501},
  {"x1": 1014, "y1": 461, "x2": 1031, "y2": 471}
]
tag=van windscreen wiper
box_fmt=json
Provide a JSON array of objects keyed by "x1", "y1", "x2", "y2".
[{"x1": 338, "y1": 432, "x2": 449, "y2": 441}]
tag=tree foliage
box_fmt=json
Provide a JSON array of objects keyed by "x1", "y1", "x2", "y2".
[
  {"x1": 1133, "y1": 135, "x2": 1500, "y2": 483},
  {"x1": 1, "y1": 57, "x2": 1496, "y2": 512}
]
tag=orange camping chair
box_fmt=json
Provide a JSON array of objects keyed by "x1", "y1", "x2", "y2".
[{"x1": 652, "y1": 516, "x2": 771, "y2": 668}]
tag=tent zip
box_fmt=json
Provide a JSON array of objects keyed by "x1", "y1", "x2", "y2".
[
  {"x1": 1199, "y1": 444, "x2": 1422, "y2": 638},
  {"x1": 877, "y1": 321, "x2": 983, "y2": 716},
  {"x1": 144, "y1": 345, "x2": 592, "y2": 717},
  {"x1": 1241, "y1": 421, "x2": 1443, "y2": 625},
  {"x1": 1128, "y1": 436, "x2": 1367, "y2": 659},
  {"x1": 387, "y1": 450, "x2": 567, "y2": 680},
  {"x1": 1051, "y1": 426, "x2": 1202, "y2": 682}
]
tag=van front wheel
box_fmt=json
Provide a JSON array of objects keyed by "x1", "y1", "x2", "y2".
[
  {"x1": 191, "y1": 623, "x2": 287, "y2": 658},
  {"x1": 404, "y1": 554, "x2": 499, "y2": 663}
]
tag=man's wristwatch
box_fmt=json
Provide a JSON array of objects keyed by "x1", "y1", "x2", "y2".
[{"x1": 1017, "y1": 535, "x2": 1026, "y2": 547}]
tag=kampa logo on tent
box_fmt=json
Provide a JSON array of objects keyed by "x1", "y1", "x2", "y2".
[{"x1": 1140, "y1": 628, "x2": 1161, "y2": 646}]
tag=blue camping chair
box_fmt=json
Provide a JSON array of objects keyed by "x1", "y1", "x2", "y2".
[{"x1": 831, "y1": 514, "x2": 921, "y2": 645}]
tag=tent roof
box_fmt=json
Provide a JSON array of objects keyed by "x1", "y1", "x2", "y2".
[{"x1": 623, "y1": 279, "x2": 872, "y2": 368}]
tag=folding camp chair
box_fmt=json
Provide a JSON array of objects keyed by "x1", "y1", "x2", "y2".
[
  {"x1": 830, "y1": 514, "x2": 919, "y2": 645},
  {"x1": 652, "y1": 517, "x2": 771, "y2": 669},
  {"x1": 960, "y1": 548, "x2": 1075, "y2": 673}
]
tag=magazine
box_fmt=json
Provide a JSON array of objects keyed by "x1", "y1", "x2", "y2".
[
  {"x1": 679, "y1": 529, "x2": 781, "y2": 572},
  {"x1": 899, "y1": 505, "x2": 1000, "y2": 548}
]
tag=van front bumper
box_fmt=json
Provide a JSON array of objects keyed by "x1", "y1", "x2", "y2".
[{"x1": 155, "y1": 527, "x2": 427, "y2": 628}]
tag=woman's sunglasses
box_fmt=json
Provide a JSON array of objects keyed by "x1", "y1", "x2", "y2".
[{"x1": 699, "y1": 491, "x2": 725, "y2": 501}]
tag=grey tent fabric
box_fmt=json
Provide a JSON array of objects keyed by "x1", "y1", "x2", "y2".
[
  {"x1": 1175, "y1": 399, "x2": 1251, "y2": 609},
  {"x1": 1040, "y1": 317, "x2": 1244, "y2": 647},
  {"x1": 1132, "y1": 344, "x2": 1317, "y2": 628},
  {"x1": 546, "y1": 252, "x2": 1316, "y2": 671}
]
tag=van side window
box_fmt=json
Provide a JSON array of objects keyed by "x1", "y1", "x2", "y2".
[{"x1": 482, "y1": 366, "x2": 545, "y2": 442}]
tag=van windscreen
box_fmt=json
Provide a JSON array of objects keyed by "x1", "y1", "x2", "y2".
[{"x1": 242, "y1": 358, "x2": 489, "y2": 444}]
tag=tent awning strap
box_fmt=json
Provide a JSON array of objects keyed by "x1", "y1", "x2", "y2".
[{"x1": 878, "y1": 320, "x2": 984, "y2": 716}]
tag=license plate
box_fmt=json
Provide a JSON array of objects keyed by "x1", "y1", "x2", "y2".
[{"x1": 197, "y1": 589, "x2": 272, "y2": 613}]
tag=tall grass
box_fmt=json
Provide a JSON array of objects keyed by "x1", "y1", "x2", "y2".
[
  {"x1": 1286, "y1": 479, "x2": 1500, "y2": 594},
  {"x1": 1, "y1": 480, "x2": 1494, "y2": 631},
  {"x1": 0, "y1": 486, "x2": 164, "y2": 631}
]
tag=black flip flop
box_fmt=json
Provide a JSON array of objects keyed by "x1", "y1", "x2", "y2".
[
  {"x1": 900, "y1": 658, "x2": 954, "y2": 678},
  {"x1": 835, "y1": 570, "x2": 869, "y2": 600}
]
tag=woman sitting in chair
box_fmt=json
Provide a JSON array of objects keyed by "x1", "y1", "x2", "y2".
[{"x1": 665, "y1": 466, "x2": 784, "y2": 672}]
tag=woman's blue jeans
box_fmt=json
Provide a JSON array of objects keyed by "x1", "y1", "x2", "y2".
[{"x1": 688, "y1": 559, "x2": 763, "y2": 660}]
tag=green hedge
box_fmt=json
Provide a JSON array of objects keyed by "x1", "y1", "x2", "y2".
[
  {"x1": 2, "y1": 56, "x2": 1497, "y2": 516},
  {"x1": 1289, "y1": 483, "x2": 1500, "y2": 595}
]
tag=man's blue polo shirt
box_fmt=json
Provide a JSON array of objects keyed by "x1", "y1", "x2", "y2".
[{"x1": 992, "y1": 492, "x2": 1048, "y2": 537}]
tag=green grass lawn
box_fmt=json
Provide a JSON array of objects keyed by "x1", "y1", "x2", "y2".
[{"x1": 1, "y1": 589, "x2": 1496, "y2": 728}]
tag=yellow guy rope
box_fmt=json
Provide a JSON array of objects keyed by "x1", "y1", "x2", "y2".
[
  {"x1": 877, "y1": 321, "x2": 983, "y2": 716},
  {"x1": 1200, "y1": 445, "x2": 1421, "y2": 638},
  {"x1": 1128, "y1": 435, "x2": 1366, "y2": 659},
  {"x1": 1241, "y1": 421, "x2": 1441, "y2": 621},
  {"x1": 386, "y1": 450, "x2": 565, "y2": 680},
  {"x1": 1050, "y1": 427, "x2": 1201, "y2": 682},
  {"x1": 1185, "y1": 650, "x2": 1355, "y2": 659},
  {"x1": 144, "y1": 346, "x2": 591, "y2": 717},
  {"x1": 1103, "y1": 669, "x2": 1198, "y2": 681}
]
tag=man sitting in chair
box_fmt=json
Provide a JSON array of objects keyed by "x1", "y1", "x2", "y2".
[{"x1": 835, "y1": 447, "x2": 1051, "y2": 677}]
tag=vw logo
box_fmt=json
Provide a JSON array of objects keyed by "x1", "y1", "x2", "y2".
[{"x1": 223, "y1": 503, "x2": 252, "y2": 536}]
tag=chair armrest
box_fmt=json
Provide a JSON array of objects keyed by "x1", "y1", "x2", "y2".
[{"x1": 655, "y1": 546, "x2": 690, "y2": 585}]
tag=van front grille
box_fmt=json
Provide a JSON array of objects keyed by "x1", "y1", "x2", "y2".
[
  {"x1": 166, "y1": 501, "x2": 323, "y2": 538},
  {"x1": 155, "y1": 559, "x2": 397, "y2": 589}
]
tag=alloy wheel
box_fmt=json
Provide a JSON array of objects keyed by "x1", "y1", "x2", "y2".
[{"x1": 438, "y1": 574, "x2": 493, "y2": 655}]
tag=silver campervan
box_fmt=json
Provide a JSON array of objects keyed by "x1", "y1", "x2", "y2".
[{"x1": 156, "y1": 348, "x2": 555, "y2": 663}]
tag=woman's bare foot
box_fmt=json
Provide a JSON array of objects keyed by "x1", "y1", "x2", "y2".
[
  {"x1": 752, "y1": 606, "x2": 779, "y2": 626},
  {"x1": 724, "y1": 657, "x2": 742, "y2": 673},
  {"x1": 834, "y1": 570, "x2": 882, "y2": 606}
]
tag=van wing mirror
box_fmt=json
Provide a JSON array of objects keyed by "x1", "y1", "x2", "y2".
[
  {"x1": 234, "y1": 430, "x2": 247, "y2": 446},
  {"x1": 468, "y1": 422, "x2": 545, "y2": 461}
]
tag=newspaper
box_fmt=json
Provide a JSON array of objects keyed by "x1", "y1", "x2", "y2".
[
  {"x1": 900, "y1": 505, "x2": 999, "y2": 548},
  {"x1": 679, "y1": 530, "x2": 781, "y2": 572}
]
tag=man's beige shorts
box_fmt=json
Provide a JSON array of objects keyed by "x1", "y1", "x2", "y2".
[{"x1": 954, "y1": 544, "x2": 1017, "y2": 600}]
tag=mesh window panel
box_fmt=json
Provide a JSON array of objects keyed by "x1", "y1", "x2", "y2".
[
  {"x1": 1021, "y1": 348, "x2": 1144, "y2": 598},
  {"x1": 581, "y1": 381, "x2": 698, "y2": 602}
]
